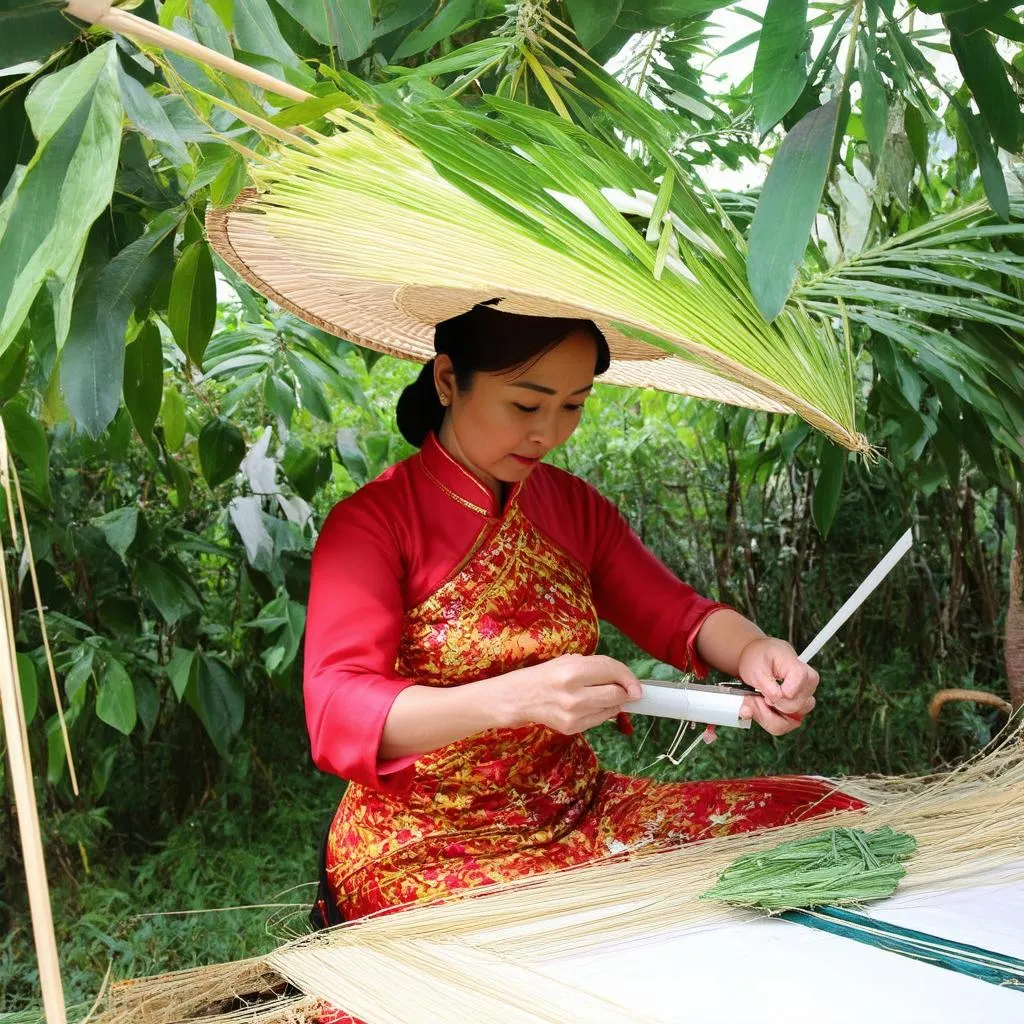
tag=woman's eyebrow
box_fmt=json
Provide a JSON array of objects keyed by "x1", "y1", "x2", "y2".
[{"x1": 512, "y1": 382, "x2": 594, "y2": 396}]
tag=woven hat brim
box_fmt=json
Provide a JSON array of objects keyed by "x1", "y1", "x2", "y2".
[{"x1": 207, "y1": 193, "x2": 863, "y2": 441}]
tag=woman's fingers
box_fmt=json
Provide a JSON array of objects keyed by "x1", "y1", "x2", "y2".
[
  {"x1": 742, "y1": 695, "x2": 809, "y2": 736},
  {"x1": 575, "y1": 655, "x2": 642, "y2": 700},
  {"x1": 578, "y1": 683, "x2": 637, "y2": 712},
  {"x1": 779, "y1": 658, "x2": 819, "y2": 705}
]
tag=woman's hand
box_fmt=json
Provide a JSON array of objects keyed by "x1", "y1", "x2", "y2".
[
  {"x1": 505, "y1": 654, "x2": 642, "y2": 734},
  {"x1": 736, "y1": 637, "x2": 818, "y2": 736}
]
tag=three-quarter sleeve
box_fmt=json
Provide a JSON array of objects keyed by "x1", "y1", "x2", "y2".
[
  {"x1": 303, "y1": 497, "x2": 419, "y2": 793},
  {"x1": 583, "y1": 482, "x2": 728, "y2": 677}
]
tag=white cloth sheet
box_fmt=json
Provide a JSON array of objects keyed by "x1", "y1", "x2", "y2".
[{"x1": 542, "y1": 868, "x2": 1024, "y2": 1023}]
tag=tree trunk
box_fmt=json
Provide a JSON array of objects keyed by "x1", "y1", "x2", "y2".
[{"x1": 1006, "y1": 535, "x2": 1024, "y2": 712}]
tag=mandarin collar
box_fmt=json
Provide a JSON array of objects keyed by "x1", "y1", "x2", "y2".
[{"x1": 418, "y1": 433, "x2": 523, "y2": 519}]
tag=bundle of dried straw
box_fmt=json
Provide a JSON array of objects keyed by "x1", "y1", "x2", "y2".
[{"x1": 94, "y1": 719, "x2": 1024, "y2": 1024}]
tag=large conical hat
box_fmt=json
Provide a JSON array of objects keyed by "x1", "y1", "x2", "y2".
[
  {"x1": 203, "y1": 101, "x2": 866, "y2": 452},
  {"x1": 66, "y1": 0, "x2": 867, "y2": 453},
  {"x1": 208, "y1": 194, "x2": 797, "y2": 416}
]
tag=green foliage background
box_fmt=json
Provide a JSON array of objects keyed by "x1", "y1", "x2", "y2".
[
  {"x1": 0, "y1": 0, "x2": 1022, "y2": 1018},
  {"x1": 1, "y1": 300, "x2": 1014, "y2": 1016}
]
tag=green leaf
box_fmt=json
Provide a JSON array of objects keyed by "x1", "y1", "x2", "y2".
[
  {"x1": 949, "y1": 27, "x2": 1021, "y2": 153},
  {"x1": 946, "y1": 2, "x2": 1023, "y2": 33},
  {"x1": 210, "y1": 151, "x2": 248, "y2": 206},
  {"x1": 913, "y1": 1, "x2": 972, "y2": 10},
  {"x1": 904, "y1": 103, "x2": 928, "y2": 172},
  {"x1": 96, "y1": 658, "x2": 137, "y2": 735},
  {"x1": 117, "y1": 62, "x2": 191, "y2": 166},
  {"x1": 956, "y1": 104, "x2": 1010, "y2": 221},
  {"x1": 332, "y1": 0, "x2": 374, "y2": 62},
  {"x1": 136, "y1": 557, "x2": 203, "y2": 625},
  {"x1": 17, "y1": 653, "x2": 38, "y2": 728},
  {"x1": 391, "y1": 0, "x2": 476, "y2": 60},
  {"x1": 64, "y1": 647, "x2": 94, "y2": 706},
  {"x1": 269, "y1": 92, "x2": 359, "y2": 129},
  {"x1": 166, "y1": 646, "x2": 197, "y2": 702},
  {"x1": 0, "y1": 337, "x2": 28, "y2": 403},
  {"x1": 161, "y1": 387, "x2": 186, "y2": 452},
  {"x1": 0, "y1": 43, "x2": 123, "y2": 355},
  {"x1": 0, "y1": 0, "x2": 79, "y2": 68},
  {"x1": 1, "y1": 402, "x2": 51, "y2": 505},
  {"x1": 234, "y1": 0, "x2": 303, "y2": 67},
  {"x1": 192, "y1": 0, "x2": 234, "y2": 54},
  {"x1": 752, "y1": 0, "x2": 810, "y2": 135},
  {"x1": 188, "y1": 654, "x2": 244, "y2": 756},
  {"x1": 167, "y1": 241, "x2": 217, "y2": 367},
  {"x1": 565, "y1": 0, "x2": 624, "y2": 49},
  {"x1": 336, "y1": 427, "x2": 369, "y2": 485},
  {"x1": 859, "y1": 42, "x2": 887, "y2": 164},
  {"x1": 812, "y1": 441, "x2": 845, "y2": 537},
  {"x1": 933, "y1": 423, "x2": 961, "y2": 488},
  {"x1": 373, "y1": 0, "x2": 433, "y2": 39},
  {"x1": 282, "y1": 439, "x2": 333, "y2": 499},
  {"x1": 198, "y1": 416, "x2": 245, "y2": 487},
  {"x1": 263, "y1": 375, "x2": 297, "y2": 423},
  {"x1": 618, "y1": 0, "x2": 732, "y2": 30},
  {"x1": 134, "y1": 676, "x2": 160, "y2": 739},
  {"x1": 748, "y1": 97, "x2": 845, "y2": 321},
  {"x1": 168, "y1": 457, "x2": 192, "y2": 512},
  {"x1": 123, "y1": 321, "x2": 164, "y2": 443},
  {"x1": 61, "y1": 217, "x2": 177, "y2": 439},
  {"x1": 285, "y1": 350, "x2": 333, "y2": 420},
  {"x1": 90, "y1": 743, "x2": 118, "y2": 800},
  {"x1": 275, "y1": 0, "x2": 373, "y2": 58},
  {"x1": 90, "y1": 506, "x2": 139, "y2": 564},
  {"x1": 45, "y1": 715, "x2": 67, "y2": 784},
  {"x1": 990, "y1": 15, "x2": 1024, "y2": 42}
]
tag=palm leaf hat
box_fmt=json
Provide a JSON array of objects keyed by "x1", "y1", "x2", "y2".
[{"x1": 71, "y1": 0, "x2": 869, "y2": 452}]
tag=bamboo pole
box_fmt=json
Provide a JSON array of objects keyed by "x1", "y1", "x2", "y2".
[
  {"x1": 64, "y1": 1, "x2": 314, "y2": 102},
  {"x1": 0, "y1": 427, "x2": 66, "y2": 1024}
]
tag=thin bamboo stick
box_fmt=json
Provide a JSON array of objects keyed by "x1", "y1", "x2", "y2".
[
  {"x1": 0, "y1": 425, "x2": 66, "y2": 1024},
  {"x1": 64, "y1": 1, "x2": 313, "y2": 102},
  {"x1": 11, "y1": 462, "x2": 78, "y2": 796}
]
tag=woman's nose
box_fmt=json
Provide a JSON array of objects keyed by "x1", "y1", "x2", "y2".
[{"x1": 528, "y1": 417, "x2": 558, "y2": 449}]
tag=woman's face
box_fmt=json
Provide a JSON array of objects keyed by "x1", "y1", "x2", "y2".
[{"x1": 435, "y1": 329, "x2": 597, "y2": 499}]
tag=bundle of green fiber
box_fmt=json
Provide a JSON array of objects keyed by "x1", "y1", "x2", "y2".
[{"x1": 700, "y1": 825, "x2": 918, "y2": 910}]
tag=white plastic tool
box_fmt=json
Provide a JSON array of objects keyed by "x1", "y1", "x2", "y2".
[
  {"x1": 624, "y1": 528, "x2": 914, "y2": 727},
  {"x1": 624, "y1": 680, "x2": 752, "y2": 729}
]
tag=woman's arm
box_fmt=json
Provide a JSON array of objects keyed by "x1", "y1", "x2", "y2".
[
  {"x1": 379, "y1": 654, "x2": 642, "y2": 760},
  {"x1": 695, "y1": 608, "x2": 818, "y2": 736},
  {"x1": 579, "y1": 478, "x2": 816, "y2": 736},
  {"x1": 307, "y1": 496, "x2": 640, "y2": 781}
]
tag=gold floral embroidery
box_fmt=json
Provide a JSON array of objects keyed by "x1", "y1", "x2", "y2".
[{"x1": 325, "y1": 505, "x2": 865, "y2": 920}]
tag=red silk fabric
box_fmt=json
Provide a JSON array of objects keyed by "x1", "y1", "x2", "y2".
[{"x1": 304, "y1": 433, "x2": 727, "y2": 794}]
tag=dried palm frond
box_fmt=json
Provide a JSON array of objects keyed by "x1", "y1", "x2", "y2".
[{"x1": 95, "y1": 716, "x2": 1024, "y2": 1024}]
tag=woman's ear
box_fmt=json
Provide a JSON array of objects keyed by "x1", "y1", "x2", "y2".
[{"x1": 434, "y1": 354, "x2": 456, "y2": 406}]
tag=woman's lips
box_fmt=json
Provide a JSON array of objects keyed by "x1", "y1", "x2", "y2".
[{"x1": 510, "y1": 454, "x2": 540, "y2": 465}]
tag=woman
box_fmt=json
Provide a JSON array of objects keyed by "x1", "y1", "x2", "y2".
[{"x1": 304, "y1": 303, "x2": 860, "y2": 923}]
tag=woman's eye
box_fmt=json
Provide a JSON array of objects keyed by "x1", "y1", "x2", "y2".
[
  {"x1": 564, "y1": 404, "x2": 585, "y2": 413},
  {"x1": 514, "y1": 403, "x2": 540, "y2": 413}
]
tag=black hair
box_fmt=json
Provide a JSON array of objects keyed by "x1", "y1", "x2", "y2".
[{"x1": 396, "y1": 302, "x2": 610, "y2": 448}]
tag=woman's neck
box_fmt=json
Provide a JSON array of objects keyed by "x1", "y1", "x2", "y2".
[{"x1": 436, "y1": 422, "x2": 503, "y2": 505}]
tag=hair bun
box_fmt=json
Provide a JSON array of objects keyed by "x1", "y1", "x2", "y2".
[{"x1": 396, "y1": 360, "x2": 445, "y2": 448}]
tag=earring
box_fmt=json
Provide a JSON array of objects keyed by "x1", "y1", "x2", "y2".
[{"x1": 438, "y1": 393, "x2": 450, "y2": 407}]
